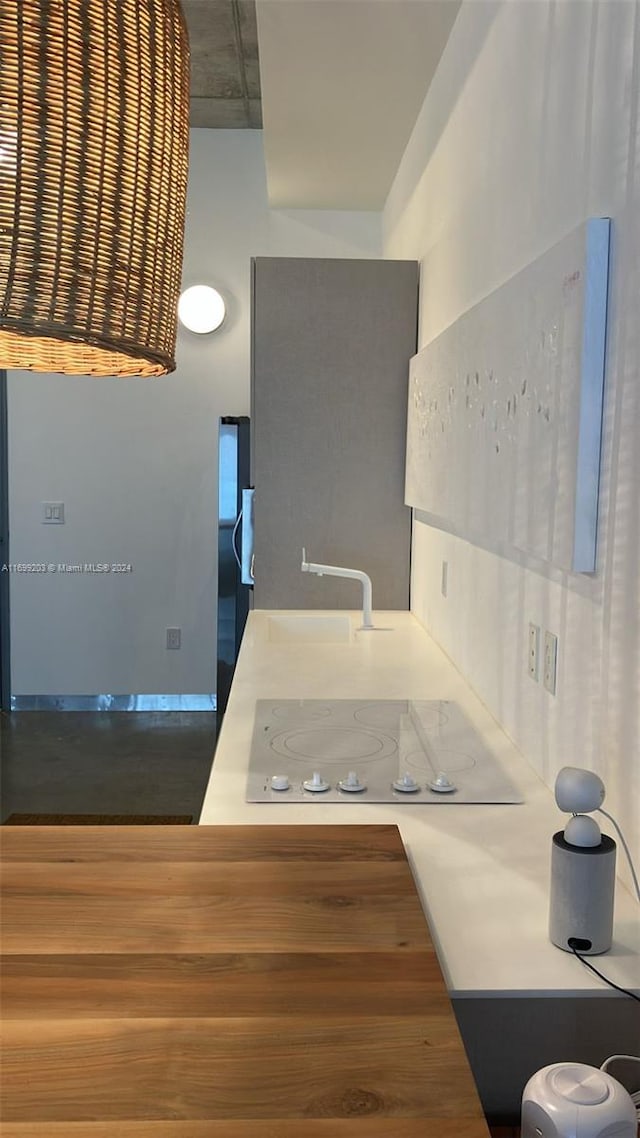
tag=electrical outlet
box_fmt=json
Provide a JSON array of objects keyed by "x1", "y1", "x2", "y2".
[
  {"x1": 528, "y1": 623, "x2": 540, "y2": 681},
  {"x1": 166, "y1": 627, "x2": 181, "y2": 650},
  {"x1": 543, "y1": 631, "x2": 558, "y2": 695},
  {"x1": 441, "y1": 560, "x2": 448, "y2": 598}
]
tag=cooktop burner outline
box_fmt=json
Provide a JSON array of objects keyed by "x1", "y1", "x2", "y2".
[
  {"x1": 269, "y1": 725, "x2": 398, "y2": 764},
  {"x1": 405, "y1": 746, "x2": 477, "y2": 776},
  {"x1": 354, "y1": 701, "x2": 448, "y2": 732},
  {"x1": 271, "y1": 703, "x2": 333, "y2": 720}
]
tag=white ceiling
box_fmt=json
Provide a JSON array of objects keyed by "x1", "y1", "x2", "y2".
[{"x1": 255, "y1": 0, "x2": 461, "y2": 210}]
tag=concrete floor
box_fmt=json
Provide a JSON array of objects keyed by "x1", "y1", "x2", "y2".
[{"x1": 0, "y1": 711, "x2": 216, "y2": 823}]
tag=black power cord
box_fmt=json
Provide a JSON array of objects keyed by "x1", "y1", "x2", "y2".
[{"x1": 568, "y1": 939, "x2": 640, "y2": 1002}]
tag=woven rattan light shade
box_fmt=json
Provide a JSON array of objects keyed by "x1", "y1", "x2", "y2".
[{"x1": 0, "y1": 1, "x2": 190, "y2": 376}]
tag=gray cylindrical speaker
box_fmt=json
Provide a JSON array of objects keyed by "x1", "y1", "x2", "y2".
[{"x1": 549, "y1": 832, "x2": 616, "y2": 955}]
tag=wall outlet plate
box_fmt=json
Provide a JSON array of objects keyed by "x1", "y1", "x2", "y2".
[
  {"x1": 544, "y1": 631, "x2": 558, "y2": 694},
  {"x1": 166, "y1": 627, "x2": 181, "y2": 650},
  {"x1": 528, "y1": 623, "x2": 540, "y2": 681}
]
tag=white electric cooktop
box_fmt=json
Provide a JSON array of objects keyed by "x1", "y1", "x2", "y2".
[{"x1": 246, "y1": 699, "x2": 523, "y2": 804}]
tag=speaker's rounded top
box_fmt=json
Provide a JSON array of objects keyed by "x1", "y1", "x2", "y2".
[
  {"x1": 563, "y1": 814, "x2": 601, "y2": 847},
  {"x1": 552, "y1": 830, "x2": 616, "y2": 855},
  {"x1": 551, "y1": 1065, "x2": 609, "y2": 1105},
  {"x1": 522, "y1": 1062, "x2": 637, "y2": 1136}
]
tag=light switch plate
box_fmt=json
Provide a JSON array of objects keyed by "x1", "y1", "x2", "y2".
[{"x1": 42, "y1": 502, "x2": 64, "y2": 524}]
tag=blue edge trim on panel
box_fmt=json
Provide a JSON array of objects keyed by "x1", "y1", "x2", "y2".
[{"x1": 10, "y1": 694, "x2": 217, "y2": 712}]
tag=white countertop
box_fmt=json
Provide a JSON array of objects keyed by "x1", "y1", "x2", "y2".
[{"x1": 200, "y1": 610, "x2": 640, "y2": 998}]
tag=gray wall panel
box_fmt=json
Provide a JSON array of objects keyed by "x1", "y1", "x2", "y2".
[
  {"x1": 251, "y1": 258, "x2": 418, "y2": 611},
  {"x1": 453, "y1": 995, "x2": 640, "y2": 1121}
]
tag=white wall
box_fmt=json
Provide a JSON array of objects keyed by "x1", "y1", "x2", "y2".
[
  {"x1": 7, "y1": 130, "x2": 381, "y2": 695},
  {"x1": 384, "y1": 0, "x2": 640, "y2": 872}
]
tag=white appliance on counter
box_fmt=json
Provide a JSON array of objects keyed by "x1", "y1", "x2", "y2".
[
  {"x1": 521, "y1": 1063, "x2": 637, "y2": 1138},
  {"x1": 246, "y1": 699, "x2": 523, "y2": 804}
]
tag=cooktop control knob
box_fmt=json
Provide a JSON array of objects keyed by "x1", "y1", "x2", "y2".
[
  {"x1": 429, "y1": 772, "x2": 456, "y2": 793},
  {"x1": 338, "y1": 770, "x2": 366, "y2": 793},
  {"x1": 393, "y1": 772, "x2": 420, "y2": 793},
  {"x1": 270, "y1": 774, "x2": 290, "y2": 791},
  {"x1": 303, "y1": 771, "x2": 330, "y2": 793}
]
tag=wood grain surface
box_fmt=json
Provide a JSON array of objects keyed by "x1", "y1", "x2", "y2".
[{"x1": 0, "y1": 824, "x2": 490, "y2": 1137}]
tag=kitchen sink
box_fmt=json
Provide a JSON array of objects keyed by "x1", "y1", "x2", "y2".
[{"x1": 266, "y1": 614, "x2": 352, "y2": 644}]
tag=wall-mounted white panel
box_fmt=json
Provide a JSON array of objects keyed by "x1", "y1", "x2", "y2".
[{"x1": 405, "y1": 220, "x2": 610, "y2": 572}]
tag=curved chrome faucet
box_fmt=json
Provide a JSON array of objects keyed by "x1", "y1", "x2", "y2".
[{"x1": 301, "y1": 548, "x2": 374, "y2": 629}]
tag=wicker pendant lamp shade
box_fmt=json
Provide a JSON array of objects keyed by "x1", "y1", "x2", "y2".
[{"x1": 0, "y1": 0, "x2": 190, "y2": 376}]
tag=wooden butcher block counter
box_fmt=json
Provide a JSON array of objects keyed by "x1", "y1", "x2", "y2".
[{"x1": 0, "y1": 824, "x2": 490, "y2": 1137}]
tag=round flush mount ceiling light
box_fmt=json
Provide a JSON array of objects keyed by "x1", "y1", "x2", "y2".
[{"x1": 178, "y1": 285, "x2": 226, "y2": 334}]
